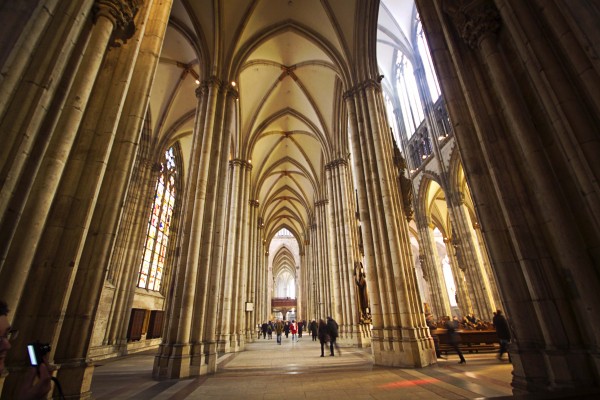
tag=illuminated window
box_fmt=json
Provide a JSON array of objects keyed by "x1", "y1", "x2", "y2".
[
  {"x1": 416, "y1": 19, "x2": 441, "y2": 102},
  {"x1": 137, "y1": 146, "x2": 179, "y2": 291},
  {"x1": 395, "y1": 55, "x2": 424, "y2": 138},
  {"x1": 276, "y1": 228, "x2": 293, "y2": 237}
]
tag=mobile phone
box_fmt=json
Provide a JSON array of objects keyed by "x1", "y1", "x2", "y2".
[{"x1": 27, "y1": 344, "x2": 39, "y2": 366}]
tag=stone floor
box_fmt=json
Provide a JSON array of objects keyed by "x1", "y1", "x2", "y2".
[{"x1": 89, "y1": 336, "x2": 589, "y2": 399}]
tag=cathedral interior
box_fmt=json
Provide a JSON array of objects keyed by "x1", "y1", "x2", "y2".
[{"x1": 1, "y1": 0, "x2": 599, "y2": 398}]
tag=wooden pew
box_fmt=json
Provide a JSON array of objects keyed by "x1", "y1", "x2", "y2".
[{"x1": 435, "y1": 329, "x2": 499, "y2": 354}]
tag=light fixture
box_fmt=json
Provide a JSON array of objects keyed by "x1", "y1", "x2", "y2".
[
  {"x1": 231, "y1": 81, "x2": 236, "y2": 87},
  {"x1": 421, "y1": 154, "x2": 427, "y2": 159},
  {"x1": 195, "y1": 79, "x2": 200, "y2": 84}
]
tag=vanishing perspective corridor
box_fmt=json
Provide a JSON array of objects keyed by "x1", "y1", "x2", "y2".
[{"x1": 92, "y1": 339, "x2": 514, "y2": 400}]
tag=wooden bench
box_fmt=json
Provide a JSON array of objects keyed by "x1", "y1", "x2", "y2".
[{"x1": 435, "y1": 329, "x2": 499, "y2": 354}]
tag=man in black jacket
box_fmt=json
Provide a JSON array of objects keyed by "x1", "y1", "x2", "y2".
[
  {"x1": 493, "y1": 310, "x2": 511, "y2": 361},
  {"x1": 326, "y1": 316, "x2": 340, "y2": 356}
]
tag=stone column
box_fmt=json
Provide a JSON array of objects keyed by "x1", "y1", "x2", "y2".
[
  {"x1": 449, "y1": 194, "x2": 496, "y2": 321},
  {"x1": 233, "y1": 162, "x2": 251, "y2": 349},
  {"x1": 100, "y1": 0, "x2": 175, "y2": 350},
  {"x1": 104, "y1": 156, "x2": 158, "y2": 348},
  {"x1": 444, "y1": 237, "x2": 471, "y2": 317},
  {"x1": 0, "y1": 0, "x2": 63, "y2": 117},
  {"x1": 0, "y1": 1, "x2": 92, "y2": 222},
  {"x1": 414, "y1": 213, "x2": 451, "y2": 319},
  {"x1": 325, "y1": 158, "x2": 365, "y2": 346},
  {"x1": 315, "y1": 200, "x2": 331, "y2": 318},
  {"x1": 194, "y1": 82, "x2": 238, "y2": 374},
  {"x1": 3, "y1": 2, "x2": 144, "y2": 398},
  {"x1": 466, "y1": 3, "x2": 600, "y2": 388},
  {"x1": 152, "y1": 77, "x2": 218, "y2": 380},
  {"x1": 217, "y1": 158, "x2": 244, "y2": 353},
  {"x1": 0, "y1": 0, "x2": 138, "y2": 315},
  {"x1": 325, "y1": 165, "x2": 342, "y2": 322},
  {"x1": 418, "y1": 0, "x2": 600, "y2": 391},
  {"x1": 346, "y1": 79, "x2": 434, "y2": 367},
  {"x1": 472, "y1": 222, "x2": 502, "y2": 312}
]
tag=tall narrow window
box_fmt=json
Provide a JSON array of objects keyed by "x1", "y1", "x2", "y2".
[
  {"x1": 416, "y1": 19, "x2": 441, "y2": 102},
  {"x1": 137, "y1": 146, "x2": 179, "y2": 292},
  {"x1": 396, "y1": 55, "x2": 424, "y2": 137}
]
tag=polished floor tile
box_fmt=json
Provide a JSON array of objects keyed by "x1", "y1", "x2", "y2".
[{"x1": 91, "y1": 336, "x2": 579, "y2": 399}]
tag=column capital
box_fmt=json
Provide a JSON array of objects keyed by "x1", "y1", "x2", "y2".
[
  {"x1": 94, "y1": 0, "x2": 140, "y2": 39},
  {"x1": 230, "y1": 158, "x2": 253, "y2": 170},
  {"x1": 452, "y1": 190, "x2": 466, "y2": 205},
  {"x1": 444, "y1": 0, "x2": 501, "y2": 49},
  {"x1": 249, "y1": 199, "x2": 260, "y2": 207},
  {"x1": 324, "y1": 157, "x2": 348, "y2": 170},
  {"x1": 314, "y1": 199, "x2": 328, "y2": 207},
  {"x1": 343, "y1": 78, "x2": 382, "y2": 99}
]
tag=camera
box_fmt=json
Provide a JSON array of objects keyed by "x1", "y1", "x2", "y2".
[{"x1": 27, "y1": 342, "x2": 51, "y2": 366}]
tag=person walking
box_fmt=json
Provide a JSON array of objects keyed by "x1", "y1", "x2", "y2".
[
  {"x1": 326, "y1": 316, "x2": 340, "y2": 356},
  {"x1": 445, "y1": 315, "x2": 466, "y2": 364},
  {"x1": 493, "y1": 310, "x2": 511, "y2": 361},
  {"x1": 261, "y1": 322, "x2": 268, "y2": 339},
  {"x1": 290, "y1": 320, "x2": 298, "y2": 341},
  {"x1": 310, "y1": 320, "x2": 318, "y2": 341},
  {"x1": 275, "y1": 319, "x2": 284, "y2": 345},
  {"x1": 317, "y1": 319, "x2": 328, "y2": 357}
]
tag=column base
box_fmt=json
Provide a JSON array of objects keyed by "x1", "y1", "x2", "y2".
[
  {"x1": 203, "y1": 341, "x2": 218, "y2": 374},
  {"x1": 230, "y1": 333, "x2": 246, "y2": 353},
  {"x1": 511, "y1": 345, "x2": 599, "y2": 394},
  {"x1": 372, "y1": 327, "x2": 436, "y2": 367},
  {"x1": 337, "y1": 323, "x2": 372, "y2": 348},
  {"x1": 216, "y1": 334, "x2": 231, "y2": 354},
  {"x1": 152, "y1": 343, "x2": 192, "y2": 379},
  {"x1": 55, "y1": 359, "x2": 95, "y2": 399}
]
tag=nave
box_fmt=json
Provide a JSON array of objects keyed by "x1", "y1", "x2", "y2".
[{"x1": 91, "y1": 338, "x2": 517, "y2": 400}]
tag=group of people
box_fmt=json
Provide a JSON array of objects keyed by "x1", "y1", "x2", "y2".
[
  {"x1": 0, "y1": 300, "x2": 53, "y2": 399},
  {"x1": 260, "y1": 319, "x2": 306, "y2": 342},
  {"x1": 426, "y1": 310, "x2": 512, "y2": 364},
  {"x1": 317, "y1": 317, "x2": 340, "y2": 357},
  {"x1": 258, "y1": 316, "x2": 341, "y2": 357}
]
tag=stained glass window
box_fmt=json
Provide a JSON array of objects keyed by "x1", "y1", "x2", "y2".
[{"x1": 137, "y1": 146, "x2": 179, "y2": 292}]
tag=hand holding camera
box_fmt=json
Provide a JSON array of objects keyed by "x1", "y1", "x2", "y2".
[{"x1": 21, "y1": 341, "x2": 53, "y2": 400}]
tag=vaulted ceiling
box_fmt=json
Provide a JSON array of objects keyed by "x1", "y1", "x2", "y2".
[{"x1": 147, "y1": 0, "x2": 415, "y2": 249}]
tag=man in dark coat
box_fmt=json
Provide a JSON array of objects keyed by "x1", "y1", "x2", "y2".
[
  {"x1": 445, "y1": 315, "x2": 466, "y2": 364},
  {"x1": 493, "y1": 309, "x2": 511, "y2": 361},
  {"x1": 309, "y1": 320, "x2": 318, "y2": 341},
  {"x1": 326, "y1": 316, "x2": 340, "y2": 356},
  {"x1": 261, "y1": 322, "x2": 268, "y2": 339}
]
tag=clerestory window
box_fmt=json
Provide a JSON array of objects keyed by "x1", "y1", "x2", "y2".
[{"x1": 137, "y1": 146, "x2": 179, "y2": 292}]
